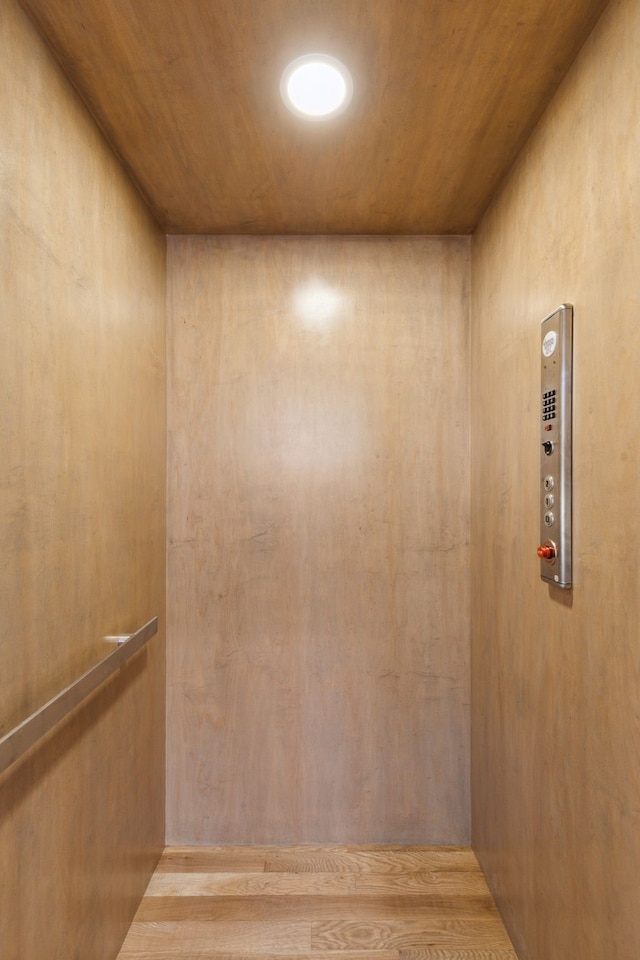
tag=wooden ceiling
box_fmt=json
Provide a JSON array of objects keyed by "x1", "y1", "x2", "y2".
[{"x1": 21, "y1": 0, "x2": 608, "y2": 234}]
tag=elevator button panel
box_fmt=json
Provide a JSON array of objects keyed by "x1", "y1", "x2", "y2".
[{"x1": 538, "y1": 304, "x2": 573, "y2": 589}]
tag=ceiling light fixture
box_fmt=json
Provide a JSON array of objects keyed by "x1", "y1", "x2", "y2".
[{"x1": 280, "y1": 54, "x2": 353, "y2": 121}]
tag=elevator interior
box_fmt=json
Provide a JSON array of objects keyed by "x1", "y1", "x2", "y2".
[{"x1": 2, "y1": 1, "x2": 639, "y2": 959}]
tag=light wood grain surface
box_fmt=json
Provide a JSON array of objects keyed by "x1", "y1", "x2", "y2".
[
  {"x1": 20, "y1": 0, "x2": 607, "y2": 234},
  {"x1": 167, "y1": 236, "x2": 470, "y2": 844},
  {"x1": 117, "y1": 845, "x2": 517, "y2": 959},
  {"x1": 0, "y1": 2, "x2": 166, "y2": 958},
  {"x1": 471, "y1": 0, "x2": 640, "y2": 957}
]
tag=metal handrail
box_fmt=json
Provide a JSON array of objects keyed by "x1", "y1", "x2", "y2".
[{"x1": 0, "y1": 616, "x2": 158, "y2": 776}]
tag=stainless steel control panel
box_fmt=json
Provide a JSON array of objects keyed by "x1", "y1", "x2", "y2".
[{"x1": 538, "y1": 304, "x2": 573, "y2": 588}]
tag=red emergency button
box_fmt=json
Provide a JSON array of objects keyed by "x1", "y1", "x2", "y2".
[{"x1": 537, "y1": 543, "x2": 556, "y2": 560}]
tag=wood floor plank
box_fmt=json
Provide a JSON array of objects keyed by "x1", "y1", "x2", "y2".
[
  {"x1": 135, "y1": 893, "x2": 499, "y2": 923},
  {"x1": 264, "y1": 845, "x2": 471, "y2": 854},
  {"x1": 401, "y1": 951, "x2": 517, "y2": 959},
  {"x1": 146, "y1": 869, "x2": 489, "y2": 898},
  {"x1": 157, "y1": 847, "x2": 267, "y2": 873},
  {"x1": 117, "y1": 846, "x2": 517, "y2": 960},
  {"x1": 264, "y1": 848, "x2": 480, "y2": 875},
  {"x1": 311, "y1": 919, "x2": 514, "y2": 952},
  {"x1": 119, "y1": 920, "x2": 310, "y2": 955},
  {"x1": 146, "y1": 871, "x2": 357, "y2": 897},
  {"x1": 121, "y1": 954, "x2": 400, "y2": 960},
  {"x1": 354, "y1": 872, "x2": 492, "y2": 896}
]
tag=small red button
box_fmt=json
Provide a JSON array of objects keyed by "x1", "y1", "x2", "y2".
[{"x1": 537, "y1": 544, "x2": 556, "y2": 560}]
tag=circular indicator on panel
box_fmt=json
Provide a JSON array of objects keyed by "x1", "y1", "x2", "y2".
[{"x1": 542, "y1": 330, "x2": 558, "y2": 357}]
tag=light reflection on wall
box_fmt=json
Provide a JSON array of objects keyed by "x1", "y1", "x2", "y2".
[
  {"x1": 292, "y1": 279, "x2": 345, "y2": 331},
  {"x1": 238, "y1": 278, "x2": 366, "y2": 477}
]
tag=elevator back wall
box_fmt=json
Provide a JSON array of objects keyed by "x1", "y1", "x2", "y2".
[{"x1": 167, "y1": 235, "x2": 470, "y2": 843}]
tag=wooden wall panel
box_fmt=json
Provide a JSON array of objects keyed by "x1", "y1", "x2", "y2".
[
  {"x1": 167, "y1": 236, "x2": 470, "y2": 844},
  {"x1": 470, "y1": 0, "x2": 640, "y2": 957},
  {"x1": 0, "y1": 3, "x2": 166, "y2": 959}
]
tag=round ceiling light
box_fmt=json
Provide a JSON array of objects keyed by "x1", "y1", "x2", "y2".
[{"x1": 280, "y1": 54, "x2": 353, "y2": 120}]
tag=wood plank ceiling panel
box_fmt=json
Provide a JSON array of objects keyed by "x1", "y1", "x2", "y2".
[{"x1": 21, "y1": 0, "x2": 608, "y2": 234}]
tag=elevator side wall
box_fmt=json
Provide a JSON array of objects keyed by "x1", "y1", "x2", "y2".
[
  {"x1": 0, "y1": 3, "x2": 167, "y2": 958},
  {"x1": 471, "y1": 0, "x2": 640, "y2": 957}
]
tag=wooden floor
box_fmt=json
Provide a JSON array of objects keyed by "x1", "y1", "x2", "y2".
[{"x1": 117, "y1": 845, "x2": 517, "y2": 959}]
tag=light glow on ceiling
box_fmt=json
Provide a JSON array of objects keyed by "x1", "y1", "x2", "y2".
[{"x1": 280, "y1": 54, "x2": 353, "y2": 121}]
